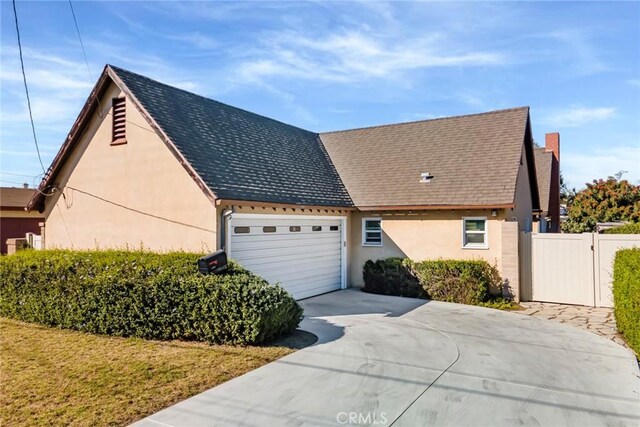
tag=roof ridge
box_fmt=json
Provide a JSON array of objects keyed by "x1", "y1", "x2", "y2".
[
  {"x1": 107, "y1": 64, "x2": 318, "y2": 137},
  {"x1": 320, "y1": 106, "x2": 530, "y2": 135}
]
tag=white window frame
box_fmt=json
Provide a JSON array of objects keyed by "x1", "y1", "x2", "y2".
[
  {"x1": 362, "y1": 217, "x2": 383, "y2": 247},
  {"x1": 462, "y1": 217, "x2": 488, "y2": 249}
]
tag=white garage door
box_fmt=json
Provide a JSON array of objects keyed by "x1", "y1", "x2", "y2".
[{"x1": 228, "y1": 214, "x2": 345, "y2": 300}]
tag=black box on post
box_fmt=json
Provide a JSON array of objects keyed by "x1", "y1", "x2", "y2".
[{"x1": 198, "y1": 250, "x2": 228, "y2": 274}]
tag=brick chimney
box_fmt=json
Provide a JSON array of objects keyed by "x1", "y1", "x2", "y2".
[
  {"x1": 545, "y1": 132, "x2": 560, "y2": 162},
  {"x1": 545, "y1": 132, "x2": 561, "y2": 232}
]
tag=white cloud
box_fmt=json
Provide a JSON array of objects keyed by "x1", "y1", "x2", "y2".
[
  {"x1": 562, "y1": 145, "x2": 640, "y2": 190},
  {"x1": 540, "y1": 106, "x2": 616, "y2": 128},
  {"x1": 628, "y1": 79, "x2": 640, "y2": 87},
  {"x1": 547, "y1": 29, "x2": 608, "y2": 76},
  {"x1": 234, "y1": 30, "x2": 506, "y2": 85},
  {"x1": 167, "y1": 33, "x2": 219, "y2": 50}
]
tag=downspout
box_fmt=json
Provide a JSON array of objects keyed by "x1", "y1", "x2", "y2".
[{"x1": 219, "y1": 207, "x2": 234, "y2": 250}]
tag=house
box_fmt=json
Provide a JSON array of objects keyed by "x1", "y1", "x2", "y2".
[
  {"x1": 29, "y1": 65, "x2": 542, "y2": 300},
  {"x1": 1, "y1": 186, "x2": 44, "y2": 254},
  {"x1": 533, "y1": 133, "x2": 561, "y2": 232}
]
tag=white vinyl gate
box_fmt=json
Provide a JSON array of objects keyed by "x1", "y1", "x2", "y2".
[
  {"x1": 530, "y1": 233, "x2": 640, "y2": 307},
  {"x1": 228, "y1": 214, "x2": 346, "y2": 300}
]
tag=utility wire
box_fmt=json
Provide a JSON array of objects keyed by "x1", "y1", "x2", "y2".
[
  {"x1": 68, "y1": 0, "x2": 103, "y2": 117},
  {"x1": 12, "y1": 0, "x2": 46, "y2": 173},
  {"x1": 68, "y1": 0, "x2": 92, "y2": 82}
]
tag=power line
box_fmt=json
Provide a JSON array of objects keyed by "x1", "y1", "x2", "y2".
[
  {"x1": 11, "y1": 0, "x2": 46, "y2": 173},
  {"x1": 0, "y1": 178, "x2": 29, "y2": 186},
  {"x1": 66, "y1": 186, "x2": 216, "y2": 233},
  {"x1": 68, "y1": 0, "x2": 103, "y2": 117},
  {"x1": 68, "y1": 0, "x2": 92, "y2": 82},
  {"x1": 0, "y1": 171, "x2": 41, "y2": 178}
]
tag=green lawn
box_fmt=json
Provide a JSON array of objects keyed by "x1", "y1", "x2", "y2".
[{"x1": 0, "y1": 318, "x2": 293, "y2": 426}]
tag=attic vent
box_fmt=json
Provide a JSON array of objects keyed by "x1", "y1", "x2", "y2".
[
  {"x1": 420, "y1": 172, "x2": 434, "y2": 183},
  {"x1": 111, "y1": 97, "x2": 127, "y2": 145}
]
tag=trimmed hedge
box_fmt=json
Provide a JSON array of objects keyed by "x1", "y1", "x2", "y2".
[
  {"x1": 362, "y1": 258, "x2": 426, "y2": 298},
  {"x1": 603, "y1": 222, "x2": 640, "y2": 234},
  {"x1": 410, "y1": 259, "x2": 501, "y2": 305},
  {"x1": 612, "y1": 248, "x2": 640, "y2": 355},
  {"x1": 0, "y1": 250, "x2": 303, "y2": 345},
  {"x1": 363, "y1": 257, "x2": 503, "y2": 305}
]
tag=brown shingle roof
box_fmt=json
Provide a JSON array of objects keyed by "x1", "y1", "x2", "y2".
[
  {"x1": 319, "y1": 107, "x2": 530, "y2": 208},
  {"x1": 534, "y1": 148, "x2": 553, "y2": 213},
  {"x1": 1, "y1": 187, "x2": 37, "y2": 209}
]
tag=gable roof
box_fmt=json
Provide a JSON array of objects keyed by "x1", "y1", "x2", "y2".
[
  {"x1": 1, "y1": 187, "x2": 38, "y2": 210},
  {"x1": 534, "y1": 148, "x2": 553, "y2": 213},
  {"x1": 29, "y1": 65, "x2": 353, "y2": 212},
  {"x1": 320, "y1": 107, "x2": 533, "y2": 209},
  {"x1": 111, "y1": 66, "x2": 353, "y2": 207},
  {"x1": 30, "y1": 65, "x2": 538, "y2": 213}
]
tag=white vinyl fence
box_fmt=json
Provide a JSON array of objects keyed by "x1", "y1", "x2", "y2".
[{"x1": 527, "y1": 233, "x2": 640, "y2": 307}]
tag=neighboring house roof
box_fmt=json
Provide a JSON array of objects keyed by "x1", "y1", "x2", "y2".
[
  {"x1": 30, "y1": 65, "x2": 539, "y2": 213},
  {"x1": 320, "y1": 108, "x2": 534, "y2": 209},
  {"x1": 534, "y1": 148, "x2": 553, "y2": 214},
  {"x1": 1, "y1": 187, "x2": 38, "y2": 211}
]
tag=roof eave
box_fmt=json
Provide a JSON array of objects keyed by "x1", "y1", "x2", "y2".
[
  {"x1": 357, "y1": 203, "x2": 515, "y2": 212},
  {"x1": 27, "y1": 66, "x2": 113, "y2": 213},
  {"x1": 27, "y1": 65, "x2": 219, "y2": 213},
  {"x1": 215, "y1": 198, "x2": 356, "y2": 211}
]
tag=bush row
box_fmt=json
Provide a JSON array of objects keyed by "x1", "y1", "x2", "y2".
[
  {"x1": 603, "y1": 222, "x2": 640, "y2": 234},
  {"x1": 362, "y1": 257, "x2": 504, "y2": 306},
  {"x1": 612, "y1": 248, "x2": 640, "y2": 355},
  {"x1": 0, "y1": 250, "x2": 303, "y2": 345}
]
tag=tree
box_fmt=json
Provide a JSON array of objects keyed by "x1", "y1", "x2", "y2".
[
  {"x1": 561, "y1": 177, "x2": 640, "y2": 233},
  {"x1": 559, "y1": 171, "x2": 576, "y2": 206}
]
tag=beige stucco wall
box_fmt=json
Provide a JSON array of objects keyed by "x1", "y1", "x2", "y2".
[
  {"x1": 44, "y1": 82, "x2": 216, "y2": 252},
  {"x1": 349, "y1": 209, "x2": 508, "y2": 288}
]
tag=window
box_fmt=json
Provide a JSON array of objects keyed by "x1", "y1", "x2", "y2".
[
  {"x1": 234, "y1": 226, "x2": 250, "y2": 234},
  {"x1": 289, "y1": 226, "x2": 301, "y2": 232},
  {"x1": 362, "y1": 218, "x2": 382, "y2": 246},
  {"x1": 329, "y1": 225, "x2": 339, "y2": 231},
  {"x1": 111, "y1": 97, "x2": 126, "y2": 145},
  {"x1": 312, "y1": 226, "x2": 322, "y2": 232},
  {"x1": 262, "y1": 226, "x2": 276, "y2": 233},
  {"x1": 462, "y1": 217, "x2": 488, "y2": 248}
]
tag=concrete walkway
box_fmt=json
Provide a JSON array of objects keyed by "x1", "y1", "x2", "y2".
[
  {"x1": 133, "y1": 290, "x2": 640, "y2": 427},
  {"x1": 518, "y1": 302, "x2": 628, "y2": 347}
]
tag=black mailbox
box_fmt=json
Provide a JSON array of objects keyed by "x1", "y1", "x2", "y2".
[{"x1": 198, "y1": 250, "x2": 228, "y2": 274}]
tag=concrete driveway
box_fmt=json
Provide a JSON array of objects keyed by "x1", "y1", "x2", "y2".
[{"x1": 134, "y1": 290, "x2": 640, "y2": 427}]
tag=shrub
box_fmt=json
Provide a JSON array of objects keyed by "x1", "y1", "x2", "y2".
[
  {"x1": 478, "y1": 298, "x2": 522, "y2": 310},
  {"x1": 362, "y1": 257, "x2": 505, "y2": 306},
  {"x1": 409, "y1": 259, "x2": 502, "y2": 305},
  {"x1": 603, "y1": 222, "x2": 640, "y2": 234},
  {"x1": 612, "y1": 248, "x2": 640, "y2": 355},
  {"x1": 362, "y1": 258, "x2": 426, "y2": 298},
  {"x1": 0, "y1": 250, "x2": 302, "y2": 345}
]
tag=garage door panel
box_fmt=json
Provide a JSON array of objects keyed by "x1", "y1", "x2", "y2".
[
  {"x1": 231, "y1": 228, "x2": 341, "y2": 237},
  {"x1": 246, "y1": 261, "x2": 341, "y2": 282},
  {"x1": 236, "y1": 251, "x2": 341, "y2": 267},
  {"x1": 231, "y1": 235, "x2": 341, "y2": 251},
  {"x1": 240, "y1": 256, "x2": 341, "y2": 275},
  {"x1": 284, "y1": 274, "x2": 343, "y2": 292},
  {"x1": 229, "y1": 215, "x2": 344, "y2": 300},
  {"x1": 231, "y1": 242, "x2": 341, "y2": 258},
  {"x1": 231, "y1": 218, "x2": 340, "y2": 227}
]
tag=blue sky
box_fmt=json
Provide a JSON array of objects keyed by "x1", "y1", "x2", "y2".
[{"x1": 1, "y1": 1, "x2": 639, "y2": 191}]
